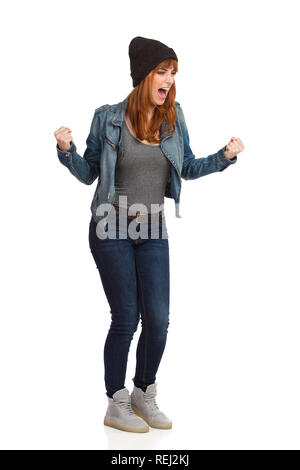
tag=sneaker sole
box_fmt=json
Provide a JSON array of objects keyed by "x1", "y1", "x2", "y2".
[
  {"x1": 104, "y1": 416, "x2": 149, "y2": 433},
  {"x1": 131, "y1": 405, "x2": 172, "y2": 429}
]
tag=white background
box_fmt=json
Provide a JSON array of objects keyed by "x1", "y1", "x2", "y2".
[{"x1": 1, "y1": 0, "x2": 299, "y2": 450}]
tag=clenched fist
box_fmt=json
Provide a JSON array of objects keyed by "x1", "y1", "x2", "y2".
[
  {"x1": 224, "y1": 137, "x2": 244, "y2": 160},
  {"x1": 54, "y1": 126, "x2": 73, "y2": 152}
]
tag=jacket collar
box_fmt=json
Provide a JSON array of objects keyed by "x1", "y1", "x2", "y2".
[{"x1": 111, "y1": 94, "x2": 130, "y2": 126}]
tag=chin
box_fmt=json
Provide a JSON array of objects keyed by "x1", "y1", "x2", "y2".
[
  {"x1": 151, "y1": 93, "x2": 164, "y2": 106},
  {"x1": 154, "y1": 98, "x2": 165, "y2": 107}
]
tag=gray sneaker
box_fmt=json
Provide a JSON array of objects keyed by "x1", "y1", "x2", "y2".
[
  {"x1": 104, "y1": 387, "x2": 149, "y2": 433},
  {"x1": 130, "y1": 383, "x2": 172, "y2": 429}
]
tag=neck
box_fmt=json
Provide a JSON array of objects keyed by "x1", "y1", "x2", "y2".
[{"x1": 147, "y1": 105, "x2": 155, "y2": 123}]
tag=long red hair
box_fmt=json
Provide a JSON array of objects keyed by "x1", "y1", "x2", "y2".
[{"x1": 126, "y1": 58, "x2": 178, "y2": 145}]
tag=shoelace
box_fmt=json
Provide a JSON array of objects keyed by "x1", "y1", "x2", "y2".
[
  {"x1": 117, "y1": 400, "x2": 135, "y2": 415},
  {"x1": 145, "y1": 392, "x2": 160, "y2": 411}
]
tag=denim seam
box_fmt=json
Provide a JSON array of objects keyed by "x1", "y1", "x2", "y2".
[
  {"x1": 135, "y1": 258, "x2": 148, "y2": 385},
  {"x1": 68, "y1": 155, "x2": 94, "y2": 185},
  {"x1": 216, "y1": 152, "x2": 227, "y2": 169}
]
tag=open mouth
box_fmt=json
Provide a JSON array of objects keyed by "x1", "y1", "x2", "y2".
[{"x1": 157, "y1": 88, "x2": 168, "y2": 99}]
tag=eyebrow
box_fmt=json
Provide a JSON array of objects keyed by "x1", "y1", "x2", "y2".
[{"x1": 159, "y1": 67, "x2": 176, "y2": 71}]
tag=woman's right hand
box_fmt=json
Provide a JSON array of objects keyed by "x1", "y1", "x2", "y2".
[{"x1": 54, "y1": 126, "x2": 73, "y2": 151}]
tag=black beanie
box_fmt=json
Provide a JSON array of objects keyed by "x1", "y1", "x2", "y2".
[{"x1": 129, "y1": 36, "x2": 178, "y2": 87}]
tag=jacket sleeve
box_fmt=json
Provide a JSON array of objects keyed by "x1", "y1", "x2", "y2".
[
  {"x1": 56, "y1": 110, "x2": 102, "y2": 185},
  {"x1": 177, "y1": 105, "x2": 237, "y2": 180}
]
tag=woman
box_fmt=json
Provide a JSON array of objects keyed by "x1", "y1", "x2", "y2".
[{"x1": 54, "y1": 36, "x2": 244, "y2": 434}]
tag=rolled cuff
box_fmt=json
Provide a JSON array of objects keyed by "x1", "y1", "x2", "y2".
[
  {"x1": 217, "y1": 146, "x2": 237, "y2": 171},
  {"x1": 56, "y1": 141, "x2": 77, "y2": 157}
]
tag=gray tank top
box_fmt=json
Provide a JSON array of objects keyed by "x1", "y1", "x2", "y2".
[{"x1": 113, "y1": 119, "x2": 171, "y2": 214}]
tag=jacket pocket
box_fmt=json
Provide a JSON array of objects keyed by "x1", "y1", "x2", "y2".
[{"x1": 104, "y1": 134, "x2": 117, "y2": 150}]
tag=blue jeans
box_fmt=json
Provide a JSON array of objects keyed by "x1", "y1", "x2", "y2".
[{"x1": 88, "y1": 212, "x2": 170, "y2": 398}]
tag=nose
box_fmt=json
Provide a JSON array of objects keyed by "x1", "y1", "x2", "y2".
[{"x1": 166, "y1": 73, "x2": 174, "y2": 87}]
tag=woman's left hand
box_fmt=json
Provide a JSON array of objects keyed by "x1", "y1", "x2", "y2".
[{"x1": 224, "y1": 137, "x2": 245, "y2": 160}]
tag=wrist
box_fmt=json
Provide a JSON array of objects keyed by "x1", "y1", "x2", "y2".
[{"x1": 224, "y1": 147, "x2": 236, "y2": 161}]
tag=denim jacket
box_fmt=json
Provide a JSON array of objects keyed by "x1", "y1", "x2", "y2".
[{"x1": 56, "y1": 93, "x2": 237, "y2": 223}]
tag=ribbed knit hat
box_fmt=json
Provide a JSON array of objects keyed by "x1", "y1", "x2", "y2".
[{"x1": 129, "y1": 36, "x2": 178, "y2": 87}]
